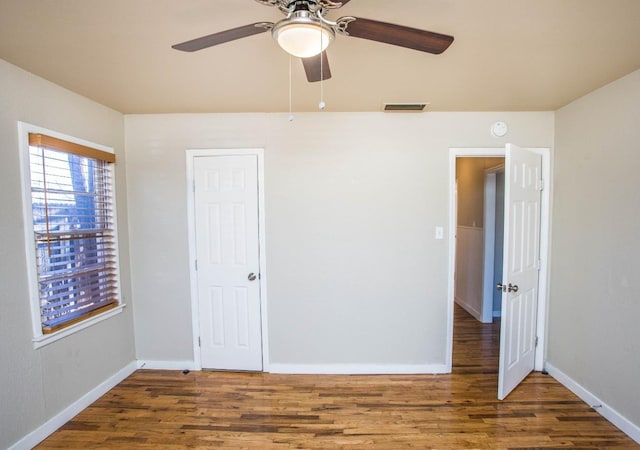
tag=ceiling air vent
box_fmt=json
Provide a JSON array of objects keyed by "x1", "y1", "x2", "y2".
[{"x1": 383, "y1": 102, "x2": 429, "y2": 112}]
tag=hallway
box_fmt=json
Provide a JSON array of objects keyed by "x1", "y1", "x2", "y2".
[{"x1": 452, "y1": 303, "x2": 501, "y2": 374}]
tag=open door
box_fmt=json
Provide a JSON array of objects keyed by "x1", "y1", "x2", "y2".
[{"x1": 497, "y1": 144, "x2": 542, "y2": 399}]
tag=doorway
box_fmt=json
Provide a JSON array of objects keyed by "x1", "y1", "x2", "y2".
[
  {"x1": 454, "y1": 157, "x2": 504, "y2": 323},
  {"x1": 447, "y1": 146, "x2": 551, "y2": 398},
  {"x1": 186, "y1": 149, "x2": 269, "y2": 372}
]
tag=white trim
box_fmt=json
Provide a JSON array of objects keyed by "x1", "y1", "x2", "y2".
[
  {"x1": 18, "y1": 122, "x2": 43, "y2": 338},
  {"x1": 33, "y1": 305, "x2": 126, "y2": 349},
  {"x1": 186, "y1": 151, "x2": 202, "y2": 370},
  {"x1": 137, "y1": 360, "x2": 200, "y2": 371},
  {"x1": 17, "y1": 121, "x2": 115, "y2": 154},
  {"x1": 545, "y1": 363, "x2": 640, "y2": 445},
  {"x1": 256, "y1": 151, "x2": 270, "y2": 372},
  {"x1": 7, "y1": 361, "x2": 137, "y2": 450},
  {"x1": 17, "y1": 121, "x2": 126, "y2": 348},
  {"x1": 447, "y1": 147, "x2": 551, "y2": 373},
  {"x1": 268, "y1": 364, "x2": 449, "y2": 375},
  {"x1": 185, "y1": 148, "x2": 269, "y2": 372},
  {"x1": 535, "y1": 147, "x2": 553, "y2": 371}
]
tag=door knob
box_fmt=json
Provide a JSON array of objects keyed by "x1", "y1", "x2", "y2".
[
  {"x1": 248, "y1": 272, "x2": 257, "y2": 281},
  {"x1": 508, "y1": 283, "x2": 519, "y2": 293},
  {"x1": 496, "y1": 283, "x2": 506, "y2": 292}
]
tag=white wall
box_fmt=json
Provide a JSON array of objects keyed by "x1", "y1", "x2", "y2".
[
  {"x1": 0, "y1": 59, "x2": 136, "y2": 449},
  {"x1": 125, "y1": 112, "x2": 553, "y2": 369},
  {"x1": 454, "y1": 225, "x2": 484, "y2": 319},
  {"x1": 550, "y1": 68, "x2": 640, "y2": 427}
]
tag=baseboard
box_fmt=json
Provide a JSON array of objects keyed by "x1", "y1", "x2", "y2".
[
  {"x1": 455, "y1": 298, "x2": 482, "y2": 321},
  {"x1": 545, "y1": 362, "x2": 640, "y2": 445},
  {"x1": 136, "y1": 360, "x2": 447, "y2": 375},
  {"x1": 8, "y1": 360, "x2": 138, "y2": 450},
  {"x1": 137, "y1": 360, "x2": 199, "y2": 371},
  {"x1": 268, "y1": 363, "x2": 449, "y2": 375},
  {"x1": 492, "y1": 310, "x2": 501, "y2": 318}
]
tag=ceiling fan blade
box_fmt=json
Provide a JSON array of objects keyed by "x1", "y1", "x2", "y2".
[
  {"x1": 341, "y1": 17, "x2": 454, "y2": 54},
  {"x1": 172, "y1": 22, "x2": 273, "y2": 52},
  {"x1": 302, "y1": 51, "x2": 332, "y2": 82}
]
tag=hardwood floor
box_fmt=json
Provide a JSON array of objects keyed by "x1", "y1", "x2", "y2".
[{"x1": 37, "y1": 306, "x2": 638, "y2": 449}]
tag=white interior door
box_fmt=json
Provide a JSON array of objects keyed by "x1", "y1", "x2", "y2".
[
  {"x1": 497, "y1": 144, "x2": 542, "y2": 399},
  {"x1": 194, "y1": 155, "x2": 263, "y2": 371}
]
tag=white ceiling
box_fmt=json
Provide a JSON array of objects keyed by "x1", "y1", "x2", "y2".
[{"x1": 1, "y1": 0, "x2": 640, "y2": 114}]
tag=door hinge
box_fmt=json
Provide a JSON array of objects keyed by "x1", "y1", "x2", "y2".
[
  {"x1": 198, "y1": 336, "x2": 201, "y2": 347},
  {"x1": 195, "y1": 259, "x2": 198, "y2": 271},
  {"x1": 193, "y1": 180, "x2": 196, "y2": 193},
  {"x1": 535, "y1": 336, "x2": 539, "y2": 347},
  {"x1": 536, "y1": 259, "x2": 542, "y2": 270},
  {"x1": 537, "y1": 179, "x2": 544, "y2": 191}
]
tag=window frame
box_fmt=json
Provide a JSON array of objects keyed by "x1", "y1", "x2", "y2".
[{"x1": 18, "y1": 122, "x2": 125, "y2": 349}]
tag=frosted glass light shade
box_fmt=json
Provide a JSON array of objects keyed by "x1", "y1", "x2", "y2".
[{"x1": 272, "y1": 14, "x2": 334, "y2": 58}]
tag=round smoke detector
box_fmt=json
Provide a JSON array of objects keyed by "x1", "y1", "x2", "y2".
[{"x1": 491, "y1": 121, "x2": 508, "y2": 137}]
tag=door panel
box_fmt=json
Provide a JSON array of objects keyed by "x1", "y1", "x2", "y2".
[
  {"x1": 194, "y1": 155, "x2": 263, "y2": 371},
  {"x1": 498, "y1": 144, "x2": 542, "y2": 399}
]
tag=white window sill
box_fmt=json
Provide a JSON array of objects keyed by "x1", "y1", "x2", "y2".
[{"x1": 32, "y1": 304, "x2": 126, "y2": 350}]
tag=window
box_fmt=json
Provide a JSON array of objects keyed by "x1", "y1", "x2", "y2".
[{"x1": 22, "y1": 128, "x2": 122, "y2": 341}]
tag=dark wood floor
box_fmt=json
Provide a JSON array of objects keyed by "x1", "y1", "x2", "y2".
[{"x1": 37, "y1": 306, "x2": 638, "y2": 449}]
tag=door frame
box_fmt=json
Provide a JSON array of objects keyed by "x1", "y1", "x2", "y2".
[
  {"x1": 185, "y1": 148, "x2": 270, "y2": 371},
  {"x1": 446, "y1": 147, "x2": 552, "y2": 373}
]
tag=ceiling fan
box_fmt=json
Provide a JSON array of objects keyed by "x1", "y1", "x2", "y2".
[{"x1": 172, "y1": 0, "x2": 454, "y2": 83}]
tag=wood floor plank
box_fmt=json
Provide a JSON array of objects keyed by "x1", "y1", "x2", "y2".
[{"x1": 36, "y1": 306, "x2": 638, "y2": 449}]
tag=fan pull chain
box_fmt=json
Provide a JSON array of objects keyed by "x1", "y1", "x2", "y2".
[
  {"x1": 319, "y1": 28, "x2": 326, "y2": 110},
  {"x1": 288, "y1": 54, "x2": 294, "y2": 122}
]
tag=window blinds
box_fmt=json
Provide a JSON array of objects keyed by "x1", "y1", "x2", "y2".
[{"x1": 28, "y1": 133, "x2": 119, "y2": 333}]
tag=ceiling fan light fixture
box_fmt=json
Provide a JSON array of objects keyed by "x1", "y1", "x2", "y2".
[{"x1": 272, "y1": 11, "x2": 334, "y2": 58}]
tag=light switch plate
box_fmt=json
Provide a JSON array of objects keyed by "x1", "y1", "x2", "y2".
[{"x1": 435, "y1": 226, "x2": 444, "y2": 240}]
